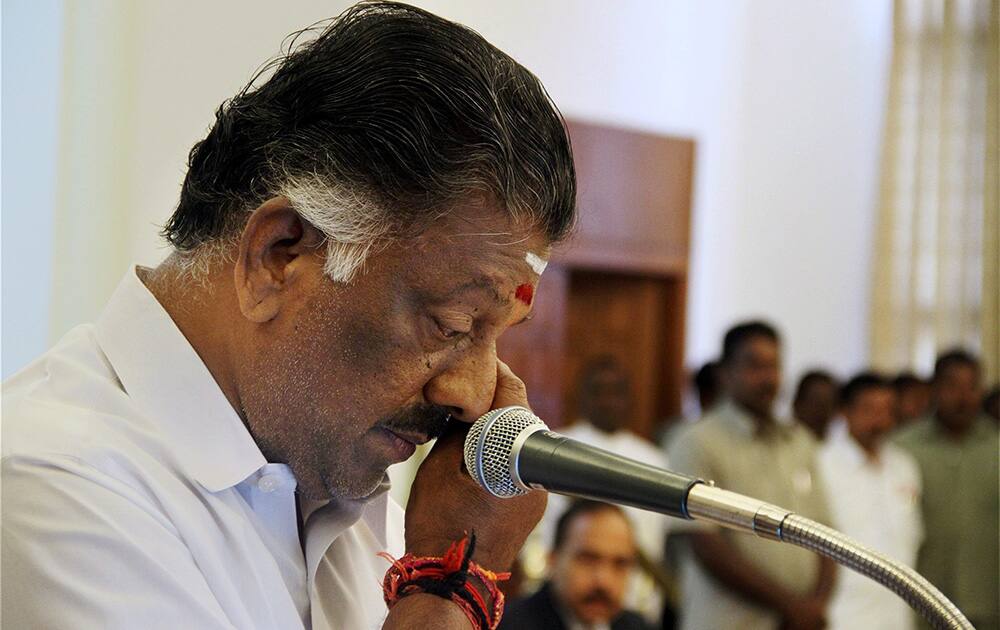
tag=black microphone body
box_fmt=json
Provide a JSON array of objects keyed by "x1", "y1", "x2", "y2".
[{"x1": 517, "y1": 429, "x2": 700, "y2": 519}]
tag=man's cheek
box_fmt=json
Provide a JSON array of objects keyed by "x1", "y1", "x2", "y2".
[{"x1": 338, "y1": 317, "x2": 410, "y2": 376}]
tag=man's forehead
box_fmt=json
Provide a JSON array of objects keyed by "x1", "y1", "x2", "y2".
[
  {"x1": 413, "y1": 200, "x2": 550, "y2": 257},
  {"x1": 439, "y1": 275, "x2": 509, "y2": 306},
  {"x1": 405, "y1": 234, "x2": 548, "y2": 293}
]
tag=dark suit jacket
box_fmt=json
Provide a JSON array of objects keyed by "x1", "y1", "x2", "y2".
[{"x1": 498, "y1": 582, "x2": 651, "y2": 630}]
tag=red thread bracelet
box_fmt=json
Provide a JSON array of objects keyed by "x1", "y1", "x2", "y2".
[{"x1": 379, "y1": 532, "x2": 510, "y2": 630}]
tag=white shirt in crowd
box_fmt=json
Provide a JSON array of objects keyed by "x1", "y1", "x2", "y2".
[
  {"x1": 818, "y1": 420, "x2": 924, "y2": 630},
  {"x1": 1, "y1": 268, "x2": 405, "y2": 630}
]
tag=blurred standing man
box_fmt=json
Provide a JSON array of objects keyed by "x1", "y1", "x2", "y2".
[
  {"x1": 792, "y1": 370, "x2": 840, "y2": 441},
  {"x1": 694, "y1": 360, "x2": 724, "y2": 416},
  {"x1": 983, "y1": 385, "x2": 999, "y2": 424},
  {"x1": 893, "y1": 372, "x2": 932, "y2": 427},
  {"x1": 500, "y1": 501, "x2": 651, "y2": 630},
  {"x1": 895, "y1": 350, "x2": 999, "y2": 630},
  {"x1": 537, "y1": 356, "x2": 670, "y2": 623},
  {"x1": 1, "y1": 3, "x2": 576, "y2": 628},
  {"x1": 818, "y1": 373, "x2": 923, "y2": 630},
  {"x1": 668, "y1": 321, "x2": 835, "y2": 630},
  {"x1": 659, "y1": 360, "x2": 722, "y2": 453}
]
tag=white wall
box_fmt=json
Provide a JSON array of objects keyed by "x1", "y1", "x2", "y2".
[
  {"x1": 686, "y1": 1, "x2": 894, "y2": 391},
  {"x1": 2, "y1": 0, "x2": 894, "y2": 394},
  {"x1": 1, "y1": 0, "x2": 64, "y2": 378}
]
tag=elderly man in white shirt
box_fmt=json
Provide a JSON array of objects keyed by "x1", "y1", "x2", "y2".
[
  {"x1": 818, "y1": 372, "x2": 923, "y2": 630},
  {"x1": 1, "y1": 3, "x2": 579, "y2": 628}
]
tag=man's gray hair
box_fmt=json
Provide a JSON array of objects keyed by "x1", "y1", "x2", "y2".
[{"x1": 162, "y1": 2, "x2": 576, "y2": 282}]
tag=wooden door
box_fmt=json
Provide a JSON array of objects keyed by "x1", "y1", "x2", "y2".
[{"x1": 561, "y1": 271, "x2": 685, "y2": 439}]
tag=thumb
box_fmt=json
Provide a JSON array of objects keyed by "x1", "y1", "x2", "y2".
[{"x1": 491, "y1": 359, "x2": 530, "y2": 410}]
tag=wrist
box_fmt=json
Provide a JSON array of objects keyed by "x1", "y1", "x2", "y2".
[
  {"x1": 382, "y1": 533, "x2": 509, "y2": 630},
  {"x1": 387, "y1": 594, "x2": 472, "y2": 628}
]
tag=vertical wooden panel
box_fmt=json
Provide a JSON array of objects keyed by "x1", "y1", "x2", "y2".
[
  {"x1": 558, "y1": 272, "x2": 654, "y2": 438},
  {"x1": 557, "y1": 121, "x2": 694, "y2": 275},
  {"x1": 657, "y1": 276, "x2": 687, "y2": 422}
]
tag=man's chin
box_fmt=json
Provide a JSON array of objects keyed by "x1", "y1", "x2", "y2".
[
  {"x1": 575, "y1": 602, "x2": 618, "y2": 625},
  {"x1": 318, "y1": 469, "x2": 390, "y2": 502}
]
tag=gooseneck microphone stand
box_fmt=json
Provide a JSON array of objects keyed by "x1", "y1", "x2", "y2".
[{"x1": 466, "y1": 407, "x2": 976, "y2": 630}]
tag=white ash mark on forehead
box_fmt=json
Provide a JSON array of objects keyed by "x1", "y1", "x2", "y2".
[{"x1": 524, "y1": 252, "x2": 548, "y2": 275}]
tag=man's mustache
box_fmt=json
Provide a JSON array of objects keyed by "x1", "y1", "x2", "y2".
[
  {"x1": 581, "y1": 588, "x2": 616, "y2": 608},
  {"x1": 379, "y1": 403, "x2": 452, "y2": 441}
]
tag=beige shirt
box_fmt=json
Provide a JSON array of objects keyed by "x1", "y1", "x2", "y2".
[
  {"x1": 667, "y1": 400, "x2": 831, "y2": 630},
  {"x1": 2, "y1": 268, "x2": 405, "y2": 629}
]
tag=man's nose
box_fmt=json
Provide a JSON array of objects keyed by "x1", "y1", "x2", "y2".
[
  {"x1": 591, "y1": 562, "x2": 620, "y2": 591},
  {"x1": 423, "y1": 344, "x2": 497, "y2": 422}
]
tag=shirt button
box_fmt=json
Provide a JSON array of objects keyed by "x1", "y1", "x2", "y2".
[{"x1": 257, "y1": 474, "x2": 281, "y2": 493}]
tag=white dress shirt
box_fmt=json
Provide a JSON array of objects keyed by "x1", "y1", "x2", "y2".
[
  {"x1": 818, "y1": 420, "x2": 923, "y2": 630},
  {"x1": 2, "y1": 268, "x2": 405, "y2": 629}
]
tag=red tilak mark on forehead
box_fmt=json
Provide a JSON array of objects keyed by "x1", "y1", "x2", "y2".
[{"x1": 515, "y1": 283, "x2": 534, "y2": 305}]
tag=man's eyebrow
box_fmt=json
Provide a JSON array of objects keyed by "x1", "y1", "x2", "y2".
[{"x1": 441, "y1": 277, "x2": 509, "y2": 306}]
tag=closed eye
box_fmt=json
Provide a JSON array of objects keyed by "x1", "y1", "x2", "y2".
[
  {"x1": 432, "y1": 315, "x2": 473, "y2": 341},
  {"x1": 436, "y1": 321, "x2": 464, "y2": 339}
]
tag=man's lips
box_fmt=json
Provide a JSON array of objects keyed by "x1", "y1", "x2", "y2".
[
  {"x1": 378, "y1": 428, "x2": 418, "y2": 463},
  {"x1": 384, "y1": 428, "x2": 431, "y2": 446},
  {"x1": 381, "y1": 426, "x2": 439, "y2": 462}
]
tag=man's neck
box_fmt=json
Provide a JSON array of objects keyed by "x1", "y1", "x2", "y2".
[
  {"x1": 854, "y1": 438, "x2": 883, "y2": 464},
  {"x1": 589, "y1": 423, "x2": 618, "y2": 436},
  {"x1": 733, "y1": 399, "x2": 774, "y2": 429},
  {"x1": 934, "y1": 414, "x2": 975, "y2": 440},
  {"x1": 142, "y1": 259, "x2": 244, "y2": 421}
]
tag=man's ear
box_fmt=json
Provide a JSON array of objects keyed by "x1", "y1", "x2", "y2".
[{"x1": 233, "y1": 196, "x2": 324, "y2": 323}]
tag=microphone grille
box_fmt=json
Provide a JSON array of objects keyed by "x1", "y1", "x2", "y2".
[{"x1": 464, "y1": 406, "x2": 546, "y2": 498}]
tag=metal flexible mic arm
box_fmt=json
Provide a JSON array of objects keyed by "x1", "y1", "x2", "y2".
[
  {"x1": 465, "y1": 407, "x2": 975, "y2": 630},
  {"x1": 684, "y1": 484, "x2": 974, "y2": 630}
]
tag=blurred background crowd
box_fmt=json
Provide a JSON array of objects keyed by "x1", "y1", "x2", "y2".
[{"x1": 496, "y1": 322, "x2": 997, "y2": 630}]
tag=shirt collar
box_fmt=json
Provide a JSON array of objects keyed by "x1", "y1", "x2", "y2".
[
  {"x1": 716, "y1": 398, "x2": 797, "y2": 442},
  {"x1": 929, "y1": 413, "x2": 995, "y2": 443},
  {"x1": 826, "y1": 418, "x2": 872, "y2": 469},
  {"x1": 94, "y1": 267, "x2": 268, "y2": 492}
]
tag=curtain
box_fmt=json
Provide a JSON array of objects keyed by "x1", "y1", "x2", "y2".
[{"x1": 872, "y1": 0, "x2": 1000, "y2": 382}]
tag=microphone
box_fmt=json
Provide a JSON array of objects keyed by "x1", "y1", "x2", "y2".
[
  {"x1": 462, "y1": 405, "x2": 789, "y2": 536},
  {"x1": 463, "y1": 406, "x2": 974, "y2": 630},
  {"x1": 463, "y1": 405, "x2": 700, "y2": 519}
]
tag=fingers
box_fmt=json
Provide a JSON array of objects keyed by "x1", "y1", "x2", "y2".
[
  {"x1": 491, "y1": 359, "x2": 530, "y2": 410},
  {"x1": 422, "y1": 419, "x2": 469, "y2": 473}
]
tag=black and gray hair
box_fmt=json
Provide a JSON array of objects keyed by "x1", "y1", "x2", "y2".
[
  {"x1": 721, "y1": 320, "x2": 781, "y2": 364},
  {"x1": 552, "y1": 500, "x2": 629, "y2": 551},
  {"x1": 792, "y1": 370, "x2": 838, "y2": 405},
  {"x1": 840, "y1": 371, "x2": 891, "y2": 407},
  {"x1": 933, "y1": 348, "x2": 980, "y2": 382},
  {"x1": 163, "y1": 1, "x2": 576, "y2": 281}
]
